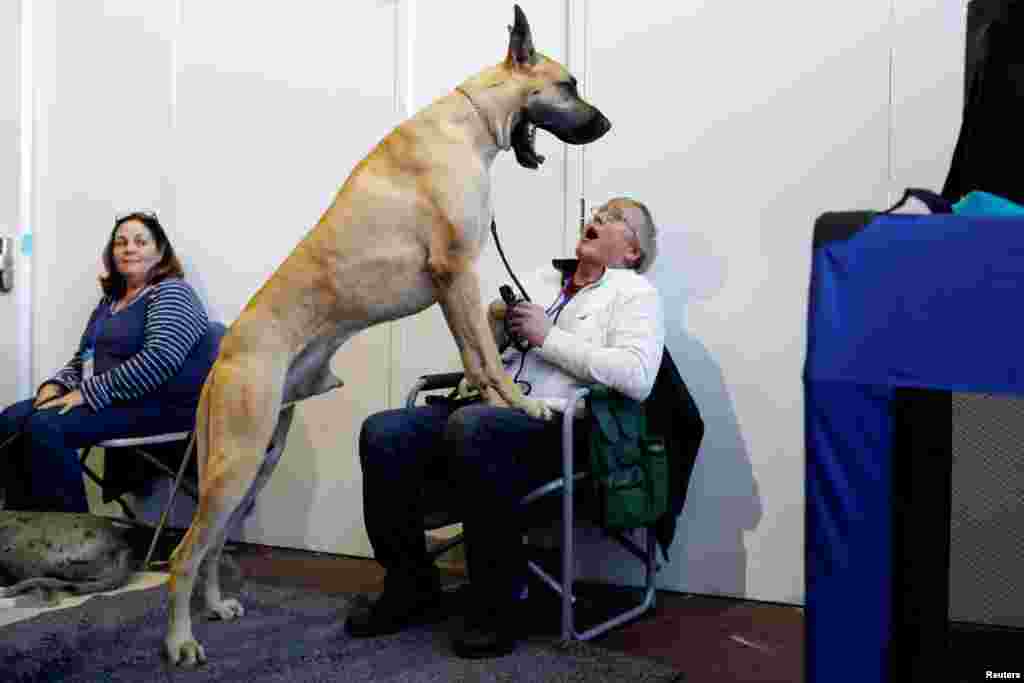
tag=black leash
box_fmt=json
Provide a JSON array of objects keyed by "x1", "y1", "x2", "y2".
[
  {"x1": 489, "y1": 217, "x2": 535, "y2": 394},
  {"x1": 490, "y1": 218, "x2": 531, "y2": 303}
]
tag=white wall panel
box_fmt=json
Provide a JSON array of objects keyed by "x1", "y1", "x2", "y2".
[
  {"x1": 890, "y1": 1, "x2": 965, "y2": 200},
  {"x1": 578, "y1": 0, "x2": 893, "y2": 604},
  {"x1": 32, "y1": 0, "x2": 175, "y2": 391}
]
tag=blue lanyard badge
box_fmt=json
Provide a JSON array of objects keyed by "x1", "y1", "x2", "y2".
[
  {"x1": 82, "y1": 348, "x2": 95, "y2": 380},
  {"x1": 82, "y1": 304, "x2": 112, "y2": 380}
]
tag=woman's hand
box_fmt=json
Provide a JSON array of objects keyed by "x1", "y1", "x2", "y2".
[
  {"x1": 33, "y1": 383, "x2": 66, "y2": 408},
  {"x1": 39, "y1": 389, "x2": 86, "y2": 415}
]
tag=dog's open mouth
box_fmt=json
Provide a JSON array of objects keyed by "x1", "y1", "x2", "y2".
[{"x1": 512, "y1": 116, "x2": 545, "y2": 169}]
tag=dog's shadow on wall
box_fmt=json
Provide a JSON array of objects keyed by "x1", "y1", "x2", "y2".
[{"x1": 235, "y1": 413, "x2": 320, "y2": 548}]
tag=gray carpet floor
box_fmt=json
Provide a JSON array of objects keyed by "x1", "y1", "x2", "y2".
[{"x1": 0, "y1": 580, "x2": 684, "y2": 682}]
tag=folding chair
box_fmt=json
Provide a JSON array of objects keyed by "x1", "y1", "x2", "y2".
[
  {"x1": 408, "y1": 372, "x2": 663, "y2": 643},
  {"x1": 79, "y1": 432, "x2": 196, "y2": 520}
]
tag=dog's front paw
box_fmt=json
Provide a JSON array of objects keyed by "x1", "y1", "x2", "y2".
[
  {"x1": 165, "y1": 634, "x2": 207, "y2": 667},
  {"x1": 206, "y1": 597, "x2": 245, "y2": 621},
  {"x1": 457, "y1": 377, "x2": 481, "y2": 401},
  {"x1": 522, "y1": 397, "x2": 553, "y2": 421}
]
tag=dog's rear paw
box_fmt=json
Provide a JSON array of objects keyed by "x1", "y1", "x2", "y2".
[
  {"x1": 206, "y1": 598, "x2": 245, "y2": 621},
  {"x1": 165, "y1": 636, "x2": 207, "y2": 667}
]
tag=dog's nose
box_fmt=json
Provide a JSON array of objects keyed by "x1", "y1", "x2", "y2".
[
  {"x1": 592, "y1": 112, "x2": 611, "y2": 139},
  {"x1": 575, "y1": 110, "x2": 611, "y2": 144},
  {"x1": 544, "y1": 108, "x2": 612, "y2": 145}
]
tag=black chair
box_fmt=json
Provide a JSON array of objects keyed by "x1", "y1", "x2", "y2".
[
  {"x1": 77, "y1": 321, "x2": 227, "y2": 568},
  {"x1": 407, "y1": 371, "x2": 667, "y2": 642}
]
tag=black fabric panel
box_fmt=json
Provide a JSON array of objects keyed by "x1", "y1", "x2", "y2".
[
  {"x1": 943, "y1": 1, "x2": 1024, "y2": 204},
  {"x1": 100, "y1": 441, "x2": 196, "y2": 503},
  {"x1": 812, "y1": 211, "x2": 876, "y2": 248},
  {"x1": 889, "y1": 388, "x2": 953, "y2": 682},
  {"x1": 649, "y1": 348, "x2": 704, "y2": 558}
]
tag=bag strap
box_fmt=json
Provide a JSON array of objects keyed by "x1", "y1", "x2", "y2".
[
  {"x1": 589, "y1": 390, "x2": 622, "y2": 444},
  {"x1": 880, "y1": 188, "x2": 954, "y2": 215},
  {"x1": 588, "y1": 386, "x2": 646, "y2": 442},
  {"x1": 0, "y1": 430, "x2": 19, "y2": 454}
]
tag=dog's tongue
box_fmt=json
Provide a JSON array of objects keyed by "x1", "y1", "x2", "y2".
[{"x1": 512, "y1": 119, "x2": 544, "y2": 169}]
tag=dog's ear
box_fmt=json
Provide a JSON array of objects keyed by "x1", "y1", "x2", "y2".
[{"x1": 505, "y1": 4, "x2": 536, "y2": 68}]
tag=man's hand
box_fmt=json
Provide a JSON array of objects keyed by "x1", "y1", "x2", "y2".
[
  {"x1": 39, "y1": 389, "x2": 86, "y2": 415},
  {"x1": 506, "y1": 301, "x2": 552, "y2": 348},
  {"x1": 33, "y1": 383, "x2": 66, "y2": 408},
  {"x1": 457, "y1": 377, "x2": 480, "y2": 400}
]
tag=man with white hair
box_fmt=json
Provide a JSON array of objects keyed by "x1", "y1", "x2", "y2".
[{"x1": 348, "y1": 197, "x2": 665, "y2": 659}]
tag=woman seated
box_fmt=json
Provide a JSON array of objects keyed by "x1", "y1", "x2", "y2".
[{"x1": 0, "y1": 211, "x2": 211, "y2": 512}]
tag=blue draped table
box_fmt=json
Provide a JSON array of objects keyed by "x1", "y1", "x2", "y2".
[{"x1": 804, "y1": 211, "x2": 1024, "y2": 682}]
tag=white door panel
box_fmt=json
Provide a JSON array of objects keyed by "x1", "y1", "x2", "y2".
[
  {"x1": 390, "y1": 1, "x2": 572, "y2": 402},
  {"x1": 176, "y1": 0, "x2": 400, "y2": 556}
]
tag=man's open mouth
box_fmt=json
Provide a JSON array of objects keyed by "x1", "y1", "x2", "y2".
[
  {"x1": 584, "y1": 226, "x2": 598, "y2": 240},
  {"x1": 512, "y1": 116, "x2": 545, "y2": 169}
]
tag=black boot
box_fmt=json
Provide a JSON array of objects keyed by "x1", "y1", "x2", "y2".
[
  {"x1": 451, "y1": 599, "x2": 522, "y2": 659},
  {"x1": 345, "y1": 570, "x2": 445, "y2": 638}
]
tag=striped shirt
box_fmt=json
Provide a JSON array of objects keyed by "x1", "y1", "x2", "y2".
[{"x1": 48, "y1": 278, "x2": 209, "y2": 411}]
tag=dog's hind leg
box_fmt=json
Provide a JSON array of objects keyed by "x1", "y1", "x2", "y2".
[
  {"x1": 201, "y1": 405, "x2": 296, "y2": 620},
  {"x1": 165, "y1": 356, "x2": 286, "y2": 667}
]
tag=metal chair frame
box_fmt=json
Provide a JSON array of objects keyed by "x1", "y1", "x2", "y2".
[{"x1": 79, "y1": 431, "x2": 198, "y2": 570}]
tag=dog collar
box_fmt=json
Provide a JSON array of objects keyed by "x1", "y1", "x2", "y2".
[{"x1": 456, "y1": 86, "x2": 505, "y2": 150}]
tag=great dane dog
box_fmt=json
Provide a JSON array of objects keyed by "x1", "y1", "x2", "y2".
[{"x1": 164, "y1": 5, "x2": 610, "y2": 665}]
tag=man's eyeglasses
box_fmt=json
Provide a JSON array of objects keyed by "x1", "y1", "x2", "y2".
[{"x1": 588, "y1": 207, "x2": 639, "y2": 243}]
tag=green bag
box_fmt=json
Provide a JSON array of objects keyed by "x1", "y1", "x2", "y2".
[{"x1": 586, "y1": 385, "x2": 668, "y2": 530}]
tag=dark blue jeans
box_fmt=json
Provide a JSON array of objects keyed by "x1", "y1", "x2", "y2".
[
  {"x1": 359, "y1": 402, "x2": 585, "y2": 612},
  {"x1": 0, "y1": 397, "x2": 195, "y2": 512}
]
